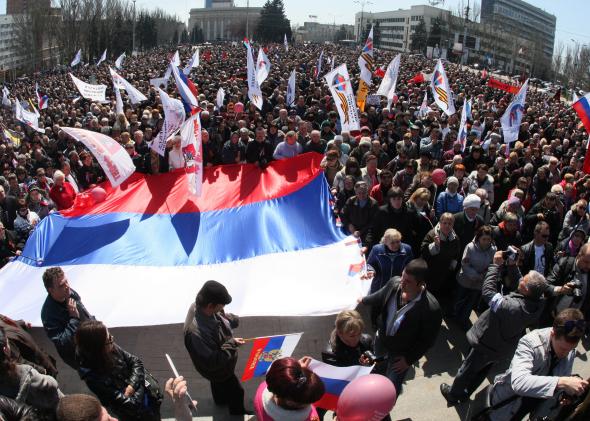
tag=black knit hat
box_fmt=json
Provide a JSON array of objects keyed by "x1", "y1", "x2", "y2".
[{"x1": 197, "y1": 280, "x2": 232, "y2": 305}]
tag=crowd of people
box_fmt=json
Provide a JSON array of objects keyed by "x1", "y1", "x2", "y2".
[{"x1": 1, "y1": 40, "x2": 590, "y2": 420}]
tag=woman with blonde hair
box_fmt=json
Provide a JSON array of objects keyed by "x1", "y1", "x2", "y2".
[{"x1": 366, "y1": 228, "x2": 413, "y2": 293}]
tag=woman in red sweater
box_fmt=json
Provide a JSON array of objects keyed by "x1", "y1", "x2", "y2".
[{"x1": 49, "y1": 170, "x2": 77, "y2": 210}]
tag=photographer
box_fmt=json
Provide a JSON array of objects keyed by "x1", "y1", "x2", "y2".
[
  {"x1": 545, "y1": 243, "x2": 590, "y2": 326},
  {"x1": 441, "y1": 251, "x2": 548, "y2": 406}
]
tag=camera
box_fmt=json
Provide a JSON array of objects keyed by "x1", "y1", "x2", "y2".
[
  {"x1": 362, "y1": 350, "x2": 385, "y2": 365},
  {"x1": 502, "y1": 245, "x2": 518, "y2": 262},
  {"x1": 568, "y1": 279, "x2": 583, "y2": 300}
]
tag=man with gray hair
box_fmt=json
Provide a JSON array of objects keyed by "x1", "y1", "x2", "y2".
[{"x1": 441, "y1": 251, "x2": 548, "y2": 406}]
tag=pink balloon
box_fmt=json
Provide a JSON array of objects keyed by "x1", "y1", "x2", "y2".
[
  {"x1": 432, "y1": 168, "x2": 447, "y2": 186},
  {"x1": 234, "y1": 102, "x2": 244, "y2": 113},
  {"x1": 91, "y1": 187, "x2": 107, "y2": 204},
  {"x1": 336, "y1": 374, "x2": 397, "y2": 421}
]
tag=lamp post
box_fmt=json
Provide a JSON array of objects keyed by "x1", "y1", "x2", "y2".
[
  {"x1": 354, "y1": 0, "x2": 373, "y2": 44},
  {"x1": 132, "y1": 0, "x2": 137, "y2": 54}
]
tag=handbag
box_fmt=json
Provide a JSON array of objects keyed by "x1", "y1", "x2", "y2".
[{"x1": 467, "y1": 384, "x2": 519, "y2": 421}]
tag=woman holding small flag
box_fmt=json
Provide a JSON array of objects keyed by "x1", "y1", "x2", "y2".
[{"x1": 253, "y1": 356, "x2": 324, "y2": 421}]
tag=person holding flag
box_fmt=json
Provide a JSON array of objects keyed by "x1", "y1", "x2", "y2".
[
  {"x1": 183, "y1": 281, "x2": 253, "y2": 416},
  {"x1": 253, "y1": 356, "x2": 324, "y2": 421}
]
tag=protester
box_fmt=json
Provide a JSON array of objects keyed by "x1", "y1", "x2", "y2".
[
  {"x1": 75, "y1": 320, "x2": 163, "y2": 421},
  {"x1": 183, "y1": 280, "x2": 252, "y2": 416},
  {"x1": 41, "y1": 267, "x2": 95, "y2": 370}
]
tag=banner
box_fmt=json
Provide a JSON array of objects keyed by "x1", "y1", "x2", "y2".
[
  {"x1": 358, "y1": 26, "x2": 374, "y2": 86},
  {"x1": 458, "y1": 99, "x2": 472, "y2": 151},
  {"x1": 500, "y1": 79, "x2": 528, "y2": 148},
  {"x1": 70, "y1": 73, "x2": 107, "y2": 102},
  {"x1": 487, "y1": 77, "x2": 520, "y2": 94},
  {"x1": 356, "y1": 79, "x2": 370, "y2": 112},
  {"x1": 256, "y1": 47, "x2": 271, "y2": 86},
  {"x1": 430, "y1": 59, "x2": 455, "y2": 116},
  {"x1": 366, "y1": 94, "x2": 381, "y2": 106},
  {"x1": 151, "y1": 88, "x2": 186, "y2": 157},
  {"x1": 325, "y1": 64, "x2": 360, "y2": 133},
  {"x1": 71, "y1": 49, "x2": 81, "y2": 67},
  {"x1": 15, "y1": 99, "x2": 43, "y2": 133},
  {"x1": 376, "y1": 54, "x2": 400, "y2": 109},
  {"x1": 242, "y1": 333, "x2": 303, "y2": 381},
  {"x1": 287, "y1": 69, "x2": 296, "y2": 107},
  {"x1": 61, "y1": 127, "x2": 135, "y2": 188},
  {"x1": 115, "y1": 52, "x2": 125, "y2": 69},
  {"x1": 109, "y1": 68, "x2": 147, "y2": 104},
  {"x1": 245, "y1": 41, "x2": 263, "y2": 110},
  {"x1": 216, "y1": 87, "x2": 225, "y2": 110},
  {"x1": 180, "y1": 112, "x2": 203, "y2": 196}
]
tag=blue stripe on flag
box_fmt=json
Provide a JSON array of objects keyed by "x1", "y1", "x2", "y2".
[
  {"x1": 320, "y1": 377, "x2": 350, "y2": 396},
  {"x1": 253, "y1": 335, "x2": 287, "y2": 377}
]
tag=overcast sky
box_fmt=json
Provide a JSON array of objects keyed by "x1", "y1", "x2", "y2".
[{"x1": 2, "y1": 0, "x2": 588, "y2": 51}]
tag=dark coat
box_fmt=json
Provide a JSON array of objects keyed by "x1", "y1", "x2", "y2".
[
  {"x1": 453, "y1": 211, "x2": 484, "y2": 252},
  {"x1": 362, "y1": 278, "x2": 442, "y2": 365},
  {"x1": 520, "y1": 240, "x2": 555, "y2": 277},
  {"x1": 421, "y1": 229, "x2": 462, "y2": 292},
  {"x1": 40, "y1": 289, "x2": 94, "y2": 369},
  {"x1": 245, "y1": 140, "x2": 274, "y2": 165},
  {"x1": 366, "y1": 204, "x2": 417, "y2": 250},
  {"x1": 183, "y1": 303, "x2": 240, "y2": 382},
  {"x1": 0, "y1": 229, "x2": 23, "y2": 267},
  {"x1": 492, "y1": 224, "x2": 523, "y2": 252},
  {"x1": 321, "y1": 334, "x2": 373, "y2": 367},
  {"x1": 524, "y1": 202, "x2": 561, "y2": 244},
  {"x1": 79, "y1": 345, "x2": 161, "y2": 421},
  {"x1": 466, "y1": 264, "x2": 544, "y2": 356},
  {"x1": 340, "y1": 196, "x2": 379, "y2": 243}
]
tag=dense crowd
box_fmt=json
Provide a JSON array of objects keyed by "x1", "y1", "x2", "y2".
[{"x1": 0, "y1": 41, "x2": 590, "y2": 420}]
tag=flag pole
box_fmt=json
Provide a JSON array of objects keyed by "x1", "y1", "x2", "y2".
[{"x1": 242, "y1": 332, "x2": 304, "y2": 343}]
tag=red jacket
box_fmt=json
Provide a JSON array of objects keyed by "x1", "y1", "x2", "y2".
[{"x1": 49, "y1": 182, "x2": 76, "y2": 210}]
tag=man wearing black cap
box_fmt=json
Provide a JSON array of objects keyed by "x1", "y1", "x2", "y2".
[{"x1": 183, "y1": 280, "x2": 251, "y2": 416}]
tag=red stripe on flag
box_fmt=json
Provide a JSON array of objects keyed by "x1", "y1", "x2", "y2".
[
  {"x1": 242, "y1": 337, "x2": 271, "y2": 381},
  {"x1": 314, "y1": 392, "x2": 339, "y2": 411},
  {"x1": 584, "y1": 140, "x2": 590, "y2": 175},
  {"x1": 573, "y1": 100, "x2": 590, "y2": 133}
]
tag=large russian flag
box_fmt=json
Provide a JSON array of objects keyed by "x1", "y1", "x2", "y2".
[
  {"x1": 309, "y1": 359, "x2": 373, "y2": 411},
  {"x1": 0, "y1": 153, "x2": 369, "y2": 327}
]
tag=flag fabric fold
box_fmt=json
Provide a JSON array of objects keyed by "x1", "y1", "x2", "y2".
[
  {"x1": 115, "y1": 53, "x2": 126, "y2": 69},
  {"x1": 179, "y1": 112, "x2": 203, "y2": 196},
  {"x1": 358, "y1": 26, "x2": 374, "y2": 86},
  {"x1": 171, "y1": 64, "x2": 200, "y2": 113},
  {"x1": 315, "y1": 50, "x2": 324, "y2": 79},
  {"x1": 256, "y1": 47, "x2": 271, "y2": 86},
  {"x1": 458, "y1": 99, "x2": 472, "y2": 151},
  {"x1": 150, "y1": 88, "x2": 186, "y2": 156},
  {"x1": 96, "y1": 49, "x2": 107, "y2": 66},
  {"x1": 287, "y1": 69, "x2": 296, "y2": 107},
  {"x1": 109, "y1": 68, "x2": 147, "y2": 104},
  {"x1": 241, "y1": 333, "x2": 303, "y2": 381},
  {"x1": 69, "y1": 74, "x2": 107, "y2": 102},
  {"x1": 183, "y1": 48, "x2": 200, "y2": 76},
  {"x1": 71, "y1": 49, "x2": 82, "y2": 67},
  {"x1": 376, "y1": 54, "x2": 400, "y2": 110},
  {"x1": 35, "y1": 83, "x2": 49, "y2": 110},
  {"x1": 572, "y1": 92, "x2": 590, "y2": 133},
  {"x1": 216, "y1": 87, "x2": 225, "y2": 110},
  {"x1": 284, "y1": 34, "x2": 289, "y2": 51}
]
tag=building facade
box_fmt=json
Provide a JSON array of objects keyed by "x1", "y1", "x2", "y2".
[
  {"x1": 0, "y1": 15, "x2": 25, "y2": 75},
  {"x1": 189, "y1": 1, "x2": 262, "y2": 42},
  {"x1": 355, "y1": 3, "x2": 542, "y2": 76},
  {"x1": 481, "y1": 0, "x2": 556, "y2": 60},
  {"x1": 6, "y1": 0, "x2": 51, "y2": 15},
  {"x1": 294, "y1": 22, "x2": 354, "y2": 43}
]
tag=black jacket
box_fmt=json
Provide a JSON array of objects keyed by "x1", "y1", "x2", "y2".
[
  {"x1": 40, "y1": 289, "x2": 94, "y2": 369},
  {"x1": 340, "y1": 196, "x2": 379, "y2": 243},
  {"x1": 321, "y1": 334, "x2": 373, "y2": 367},
  {"x1": 520, "y1": 240, "x2": 554, "y2": 277},
  {"x1": 0, "y1": 396, "x2": 36, "y2": 421},
  {"x1": 183, "y1": 303, "x2": 240, "y2": 382},
  {"x1": 366, "y1": 204, "x2": 417, "y2": 250},
  {"x1": 245, "y1": 140, "x2": 274, "y2": 165},
  {"x1": 78, "y1": 345, "x2": 161, "y2": 421},
  {"x1": 453, "y1": 211, "x2": 484, "y2": 252},
  {"x1": 362, "y1": 278, "x2": 442, "y2": 365}
]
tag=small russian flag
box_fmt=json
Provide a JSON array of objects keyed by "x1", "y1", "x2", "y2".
[
  {"x1": 573, "y1": 93, "x2": 590, "y2": 133},
  {"x1": 309, "y1": 359, "x2": 373, "y2": 411},
  {"x1": 241, "y1": 333, "x2": 302, "y2": 381}
]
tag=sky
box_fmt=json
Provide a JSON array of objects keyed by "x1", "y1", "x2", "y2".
[{"x1": 1, "y1": 0, "x2": 588, "y2": 51}]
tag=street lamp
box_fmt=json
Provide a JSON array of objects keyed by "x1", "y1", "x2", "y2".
[
  {"x1": 132, "y1": 0, "x2": 137, "y2": 55},
  {"x1": 354, "y1": 0, "x2": 373, "y2": 43}
]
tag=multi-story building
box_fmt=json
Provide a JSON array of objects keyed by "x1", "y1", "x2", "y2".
[
  {"x1": 6, "y1": 0, "x2": 51, "y2": 15},
  {"x1": 481, "y1": 0, "x2": 556, "y2": 61},
  {"x1": 189, "y1": 0, "x2": 262, "y2": 41},
  {"x1": 0, "y1": 15, "x2": 25, "y2": 76},
  {"x1": 355, "y1": 2, "x2": 545, "y2": 76},
  {"x1": 294, "y1": 22, "x2": 354, "y2": 43}
]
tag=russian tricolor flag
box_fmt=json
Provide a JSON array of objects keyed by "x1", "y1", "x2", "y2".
[
  {"x1": 573, "y1": 93, "x2": 590, "y2": 133},
  {"x1": 309, "y1": 359, "x2": 373, "y2": 411},
  {"x1": 0, "y1": 153, "x2": 369, "y2": 327},
  {"x1": 35, "y1": 83, "x2": 48, "y2": 110},
  {"x1": 171, "y1": 64, "x2": 199, "y2": 113},
  {"x1": 241, "y1": 333, "x2": 302, "y2": 381}
]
